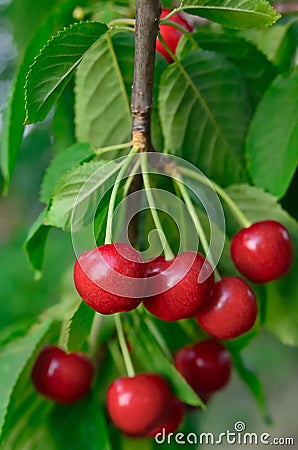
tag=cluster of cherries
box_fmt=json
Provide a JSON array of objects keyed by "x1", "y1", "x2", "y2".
[{"x1": 31, "y1": 219, "x2": 293, "y2": 437}]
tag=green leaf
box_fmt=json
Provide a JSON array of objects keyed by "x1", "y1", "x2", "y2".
[
  {"x1": 230, "y1": 350, "x2": 271, "y2": 422},
  {"x1": 25, "y1": 21, "x2": 108, "y2": 124},
  {"x1": 0, "y1": 0, "x2": 87, "y2": 188},
  {"x1": 181, "y1": 0, "x2": 280, "y2": 29},
  {"x1": 75, "y1": 31, "x2": 134, "y2": 149},
  {"x1": 44, "y1": 159, "x2": 120, "y2": 230},
  {"x1": 179, "y1": 28, "x2": 277, "y2": 106},
  {"x1": 0, "y1": 320, "x2": 55, "y2": 441},
  {"x1": 226, "y1": 184, "x2": 298, "y2": 346},
  {"x1": 40, "y1": 142, "x2": 95, "y2": 203},
  {"x1": 49, "y1": 395, "x2": 112, "y2": 450},
  {"x1": 246, "y1": 71, "x2": 298, "y2": 198},
  {"x1": 23, "y1": 209, "x2": 50, "y2": 275},
  {"x1": 66, "y1": 301, "x2": 95, "y2": 352},
  {"x1": 126, "y1": 312, "x2": 204, "y2": 407},
  {"x1": 159, "y1": 50, "x2": 250, "y2": 185}
]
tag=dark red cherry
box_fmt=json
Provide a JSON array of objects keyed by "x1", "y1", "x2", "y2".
[
  {"x1": 31, "y1": 345, "x2": 94, "y2": 404},
  {"x1": 196, "y1": 276, "x2": 257, "y2": 340},
  {"x1": 174, "y1": 339, "x2": 231, "y2": 396},
  {"x1": 143, "y1": 252, "x2": 214, "y2": 321},
  {"x1": 147, "y1": 396, "x2": 185, "y2": 437},
  {"x1": 73, "y1": 243, "x2": 146, "y2": 314},
  {"x1": 231, "y1": 220, "x2": 293, "y2": 283},
  {"x1": 106, "y1": 373, "x2": 172, "y2": 436},
  {"x1": 156, "y1": 9, "x2": 194, "y2": 62}
]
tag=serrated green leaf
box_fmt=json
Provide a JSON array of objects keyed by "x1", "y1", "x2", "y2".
[
  {"x1": 23, "y1": 209, "x2": 50, "y2": 274},
  {"x1": 179, "y1": 28, "x2": 277, "y2": 106},
  {"x1": 25, "y1": 21, "x2": 108, "y2": 124},
  {"x1": 126, "y1": 312, "x2": 204, "y2": 407},
  {"x1": 75, "y1": 31, "x2": 134, "y2": 149},
  {"x1": 0, "y1": 320, "x2": 55, "y2": 442},
  {"x1": 181, "y1": 0, "x2": 280, "y2": 29},
  {"x1": 44, "y1": 159, "x2": 120, "y2": 230},
  {"x1": 66, "y1": 301, "x2": 95, "y2": 352},
  {"x1": 226, "y1": 184, "x2": 298, "y2": 346},
  {"x1": 159, "y1": 50, "x2": 250, "y2": 185},
  {"x1": 0, "y1": 0, "x2": 87, "y2": 188},
  {"x1": 40, "y1": 142, "x2": 95, "y2": 203},
  {"x1": 49, "y1": 395, "x2": 112, "y2": 450},
  {"x1": 246, "y1": 71, "x2": 298, "y2": 198}
]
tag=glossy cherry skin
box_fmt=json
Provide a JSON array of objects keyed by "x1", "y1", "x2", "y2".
[
  {"x1": 147, "y1": 396, "x2": 185, "y2": 437},
  {"x1": 31, "y1": 345, "x2": 94, "y2": 404},
  {"x1": 106, "y1": 374, "x2": 172, "y2": 436},
  {"x1": 156, "y1": 9, "x2": 193, "y2": 62},
  {"x1": 196, "y1": 276, "x2": 257, "y2": 340},
  {"x1": 231, "y1": 220, "x2": 293, "y2": 283},
  {"x1": 174, "y1": 340, "x2": 231, "y2": 397},
  {"x1": 143, "y1": 252, "x2": 214, "y2": 321},
  {"x1": 73, "y1": 243, "x2": 146, "y2": 315}
]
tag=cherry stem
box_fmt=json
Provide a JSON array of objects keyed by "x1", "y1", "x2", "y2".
[
  {"x1": 179, "y1": 166, "x2": 251, "y2": 229},
  {"x1": 115, "y1": 313, "x2": 135, "y2": 377},
  {"x1": 174, "y1": 176, "x2": 221, "y2": 281},
  {"x1": 89, "y1": 313, "x2": 103, "y2": 359},
  {"x1": 157, "y1": 30, "x2": 176, "y2": 62},
  {"x1": 109, "y1": 18, "x2": 136, "y2": 28},
  {"x1": 159, "y1": 20, "x2": 198, "y2": 49},
  {"x1": 94, "y1": 141, "x2": 132, "y2": 156},
  {"x1": 141, "y1": 153, "x2": 174, "y2": 260},
  {"x1": 105, "y1": 150, "x2": 138, "y2": 244}
]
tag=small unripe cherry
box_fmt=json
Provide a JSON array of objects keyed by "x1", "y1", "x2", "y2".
[
  {"x1": 31, "y1": 345, "x2": 94, "y2": 404},
  {"x1": 231, "y1": 220, "x2": 293, "y2": 283},
  {"x1": 196, "y1": 276, "x2": 257, "y2": 340}
]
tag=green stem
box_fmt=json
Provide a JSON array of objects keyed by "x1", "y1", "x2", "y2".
[
  {"x1": 141, "y1": 154, "x2": 174, "y2": 260},
  {"x1": 115, "y1": 313, "x2": 135, "y2": 377},
  {"x1": 174, "y1": 177, "x2": 221, "y2": 280},
  {"x1": 89, "y1": 313, "x2": 103, "y2": 358},
  {"x1": 94, "y1": 141, "x2": 132, "y2": 156},
  {"x1": 109, "y1": 18, "x2": 135, "y2": 28},
  {"x1": 179, "y1": 166, "x2": 251, "y2": 228},
  {"x1": 105, "y1": 150, "x2": 138, "y2": 244},
  {"x1": 160, "y1": 20, "x2": 198, "y2": 49},
  {"x1": 123, "y1": 158, "x2": 141, "y2": 198}
]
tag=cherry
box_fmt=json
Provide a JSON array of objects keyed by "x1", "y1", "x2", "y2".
[
  {"x1": 174, "y1": 339, "x2": 231, "y2": 397},
  {"x1": 230, "y1": 220, "x2": 294, "y2": 283},
  {"x1": 31, "y1": 345, "x2": 94, "y2": 404},
  {"x1": 143, "y1": 252, "x2": 214, "y2": 321},
  {"x1": 147, "y1": 396, "x2": 185, "y2": 437},
  {"x1": 106, "y1": 373, "x2": 172, "y2": 436},
  {"x1": 196, "y1": 276, "x2": 257, "y2": 340},
  {"x1": 73, "y1": 243, "x2": 146, "y2": 315},
  {"x1": 156, "y1": 9, "x2": 193, "y2": 62}
]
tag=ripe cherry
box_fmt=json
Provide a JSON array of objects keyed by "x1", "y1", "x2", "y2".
[
  {"x1": 156, "y1": 9, "x2": 193, "y2": 62},
  {"x1": 196, "y1": 276, "x2": 257, "y2": 340},
  {"x1": 106, "y1": 373, "x2": 172, "y2": 436},
  {"x1": 143, "y1": 252, "x2": 214, "y2": 321},
  {"x1": 31, "y1": 345, "x2": 94, "y2": 404},
  {"x1": 174, "y1": 339, "x2": 231, "y2": 397},
  {"x1": 147, "y1": 396, "x2": 185, "y2": 437},
  {"x1": 73, "y1": 243, "x2": 146, "y2": 315},
  {"x1": 230, "y1": 220, "x2": 294, "y2": 283}
]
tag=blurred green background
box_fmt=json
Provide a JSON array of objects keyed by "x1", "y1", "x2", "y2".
[{"x1": 0, "y1": 1, "x2": 298, "y2": 448}]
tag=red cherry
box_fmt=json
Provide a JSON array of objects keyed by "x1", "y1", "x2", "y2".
[
  {"x1": 231, "y1": 220, "x2": 294, "y2": 283},
  {"x1": 143, "y1": 252, "x2": 214, "y2": 321},
  {"x1": 106, "y1": 373, "x2": 172, "y2": 436},
  {"x1": 73, "y1": 243, "x2": 146, "y2": 314},
  {"x1": 147, "y1": 396, "x2": 185, "y2": 437},
  {"x1": 31, "y1": 345, "x2": 94, "y2": 404},
  {"x1": 156, "y1": 9, "x2": 193, "y2": 62},
  {"x1": 196, "y1": 276, "x2": 257, "y2": 340},
  {"x1": 174, "y1": 339, "x2": 231, "y2": 396}
]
